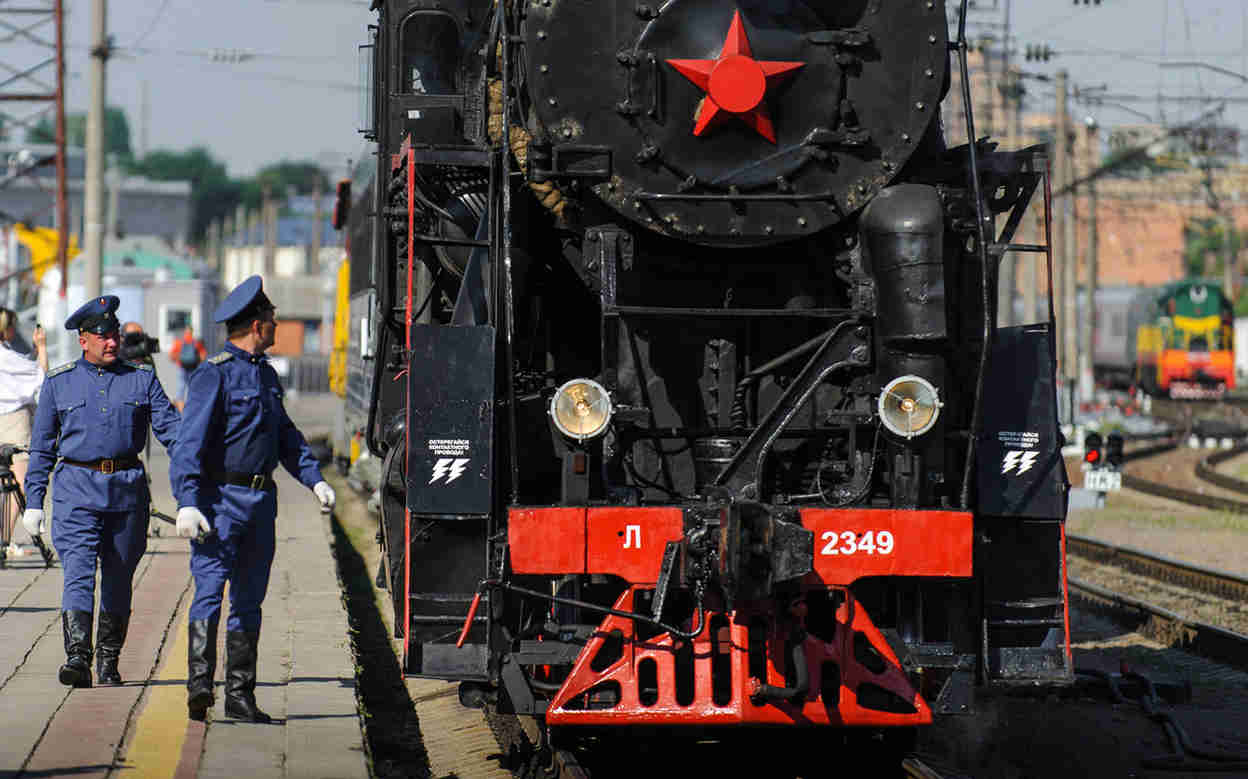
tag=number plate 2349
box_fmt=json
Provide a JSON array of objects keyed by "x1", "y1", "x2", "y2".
[{"x1": 820, "y1": 530, "x2": 895, "y2": 556}]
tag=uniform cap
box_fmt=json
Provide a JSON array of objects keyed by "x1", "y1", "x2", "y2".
[
  {"x1": 213, "y1": 275, "x2": 274, "y2": 324},
  {"x1": 65, "y1": 295, "x2": 121, "y2": 334}
]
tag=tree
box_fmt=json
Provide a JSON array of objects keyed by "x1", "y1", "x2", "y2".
[
  {"x1": 130, "y1": 146, "x2": 241, "y2": 244},
  {"x1": 28, "y1": 106, "x2": 133, "y2": 164},
  {"x1": 253, "y1": 161, "x2": 330, "y2": 199},
  {"x1": 128, "y1": 148, "x2": 331, "y2": 246},
  {"x1": 1183, "y1": 216, "x2": 1243, "y2": 280}
]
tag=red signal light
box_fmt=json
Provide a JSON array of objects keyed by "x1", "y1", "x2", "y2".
[{"x1": 1084, "y1": 450, "x2": 1100, "y2": 464}]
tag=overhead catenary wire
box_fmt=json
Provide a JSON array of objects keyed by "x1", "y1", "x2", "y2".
[
  {"x1": 90, "y1": 51, "x2": 362, "y2": 91},
  {"x1": 127, "y1": 0, "x2": 173, "y2": 49}
]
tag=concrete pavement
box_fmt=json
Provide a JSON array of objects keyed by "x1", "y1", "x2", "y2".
[{"x1": 0, "y1": 396, "x2": 366, "y2": 779}]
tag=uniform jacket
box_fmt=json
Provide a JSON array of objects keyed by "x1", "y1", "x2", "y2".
[
  {"x1": 170, "y1": 342, "x2": 323, "y2": 510},
  {"x1": 25, "y1": 357, "x2": 180, "y2": 510}
]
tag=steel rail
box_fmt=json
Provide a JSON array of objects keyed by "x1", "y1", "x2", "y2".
[
  {"x1": 1066, "y1": 534, "x2": 1248, "y2": 602},
  {"x1": 1110, "y1": 436, "x2": 1248, "y2": 513},
  {"x1": 1194, "y1": 441, "x2": 1248, "y2": 494},
  {"x1": 1068, "y1": 577, "x2": 1248, "y2": 673}
]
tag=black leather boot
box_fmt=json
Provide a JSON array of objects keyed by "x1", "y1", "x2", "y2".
[
  {"x1": 224, "y1": 630, "x2": 271, "y2": 723},
  {"x1": 187, "y1": 619, "x2": 218, "y2": 721},
  {"x1": 58, "y1": 610, "x2": 93, "y2": 688},
  {"x1": 96, "y1": 612, "x2": 128, "y2": 686}
]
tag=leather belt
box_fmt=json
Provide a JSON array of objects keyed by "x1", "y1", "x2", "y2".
[
  {"x1": 62, "y1": 457, "x2": 142, "y2": 474},
  {"x1": 208, "y1": 471, "x2": 276, "y2": 492}
]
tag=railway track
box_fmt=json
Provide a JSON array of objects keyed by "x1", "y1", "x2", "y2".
[
  {"x1": 1110, "y1": 431, "x2": 1248, "y2": 512},
  {"x1": 1066, "y1": 534, "x2": 1248, "y2": 672},
  {"x1": 1066, "y1": 534, "x2": 1248, "y2": 603}
]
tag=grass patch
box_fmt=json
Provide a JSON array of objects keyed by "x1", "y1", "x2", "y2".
[{"x1": 1069, "y1": 506, "x2": 1248, "y2": 533}]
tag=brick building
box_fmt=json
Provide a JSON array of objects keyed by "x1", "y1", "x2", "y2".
[{"x1": 943, "y1": 50, "x2": 1248, "y2": 301}]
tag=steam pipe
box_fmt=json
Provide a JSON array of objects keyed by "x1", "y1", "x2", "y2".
[
  {"x1": 954, "y1": 0, "x2": 994, "y2": 510},
  {"x1": 749, "y1": 637, "x2": 809, "y2": 705}
]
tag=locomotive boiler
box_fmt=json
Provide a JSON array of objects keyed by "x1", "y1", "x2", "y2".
[{"x1": 345, "y1": 0, "x2": 1073, "y2": 740}]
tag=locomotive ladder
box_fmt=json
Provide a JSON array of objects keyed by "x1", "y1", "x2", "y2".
[{"x1": 974, "y1": 143, "x2": 1072, "y2": 685}]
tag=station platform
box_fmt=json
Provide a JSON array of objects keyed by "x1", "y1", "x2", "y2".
[{"x1": 0, "y1": 432, "x2": 367, "y2": 778}]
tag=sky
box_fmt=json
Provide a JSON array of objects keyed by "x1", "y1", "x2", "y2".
[
  {"x1": 986, "y1": 0, "x2": 1248, "y2": 154},
  {"x1": 8, "y1": 0, "x2": 1248, "y2": 177},
  {"x1": 49, "y1": 0, "x2": 372, "y2": 177}
]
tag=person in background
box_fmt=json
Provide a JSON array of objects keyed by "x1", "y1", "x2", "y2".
[
  {"x1": 22, "y1": 296, "x2": 180, "y2": 688},
  {"x1": 121, "y1": 321, "x2": 153, "y2": 366},
  {"x1": 167, "y1": 326, "x2": 206, "y2": 412},
  {"x1": 120, "y1": 321, "x2": 169, "y2": 501},
  {"x1": 0, "y1": 307, "x2": 47, "y2": 558},
  {"x1": 171, "y1": 276, "x2": 334, "y2": 722}
]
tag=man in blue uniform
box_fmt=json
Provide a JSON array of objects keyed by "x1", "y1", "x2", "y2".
[
  {"x1": 171, "y1": 276, "x2": 335, "y2": 722},
  {"x1": 21, "y1": 296, "x2": 180, "y2": 687}
]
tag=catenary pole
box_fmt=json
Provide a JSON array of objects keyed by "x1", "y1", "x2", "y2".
[
  {"x1": 53, "y1": 0, "x2": 68, "y2": 299},
  {"x1": 1078, "y1": 119, "x2": 1098, "y2": 405},
  {"x1": 83, "y1": 0, "x2": 108, "y2": 299},
  {"x1": 1053, "y1": 70, "x2": 1069, "y2": 397}
]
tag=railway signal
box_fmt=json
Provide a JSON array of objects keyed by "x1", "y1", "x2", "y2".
[
  {"x1": 1105, "y1": 433, "x2": 1125, "y2": 469},
  {"x1": 1083, "y1": 430, "x2": 1122, "y2": 493},
  {"x1": 1084, "y1": 431, "x2": 1103, "y2": 466}
]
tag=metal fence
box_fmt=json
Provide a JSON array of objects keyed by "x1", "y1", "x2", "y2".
[{"x1": 269, "y1": 354, "x2": 331, "y2": 394}]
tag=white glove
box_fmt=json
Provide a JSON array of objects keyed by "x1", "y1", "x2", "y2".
[
  {"x1": 313, "y1": 481, "x2": 336, "y2": 512},
  {"x1": 21, "y1": 508, "x2": 44, "y2": 537},
  {"x1": 176, "y1": 507, "x2": 211, "y2": 540}
]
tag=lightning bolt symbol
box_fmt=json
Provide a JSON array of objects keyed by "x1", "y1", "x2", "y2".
[
  {"x1": 430, "y1": 458, "x2": 451, "y2": 484},
  {"x1": 447, "y1": 458, "x2": 470, "y2": 483},
  {"x1": 1002, "y1": 451, "x2": 1021, "y2": 474},
  {"x1": 1018, "y1": 451, "x2": 1039, "y2": 474}
]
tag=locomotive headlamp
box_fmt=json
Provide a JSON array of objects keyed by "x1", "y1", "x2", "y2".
[
  {"x1": 877, "y1": 375, "x2": 943, "y2": 439},
  {"x1": 550, "y1": 378, "x2": 613, "y2": 441}
]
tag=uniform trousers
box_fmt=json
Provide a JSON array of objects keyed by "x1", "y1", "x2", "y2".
[
  {"x1": 53, "y1": 503, "x2": 148, "y2": 614},
  {"x1": 189, "y1": 483, "x2": 277, "y2": 632}
]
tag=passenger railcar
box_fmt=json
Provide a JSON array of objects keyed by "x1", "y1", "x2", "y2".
[
  {"x1": 330, "y1": 148, "x2": 379, "y2": 470},
  {"x1": 347, "y1": 0, "x2": 1072, "y2": 742}
]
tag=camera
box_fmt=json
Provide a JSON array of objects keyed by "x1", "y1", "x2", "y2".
[{"x1": 121, "y1": 331, "x2": 160, "y2": 362}]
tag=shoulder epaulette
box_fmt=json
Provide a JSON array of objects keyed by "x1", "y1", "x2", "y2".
[
  {"x1": 47, "y1": 361, "x2": 74, "y2": 378},
  {"x1": 127, "y1": 361, "x2": 153, "y2": 371},
  {"x1": 207, "y1": 352, "x2": 233, "y2": 365}
]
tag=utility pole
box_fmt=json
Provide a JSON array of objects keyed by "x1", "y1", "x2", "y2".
[
  {"x1": 235, "y1": 203, "x2": 247, "y2": 246},
  {"x1": 1062, "y1": 115, "x2": 1078, "y2": 410},
  {"x1": 262, "y1": 187, "x2": 277, "y2": 277},
  {"x1": 310, "y1": 176, "x2": 323, "y2": 276},
  {"x1": 53, "y1": 0, "x2": 69, "y2": 300},
  {"x1": 1223, "y1": 215, "x2": 1235, "y2": 301},
  {"x1": 1078, "y1": 118, "x2": 1099, "y2": 405},
  {"x1": 83, "y1": 0, "x2": 109, "y2": 300},
  {"x1": 139, "y1": 80, "x2": 149, "y2": 160},
  {"x1": 105, "y1": 154, "x2": 120, "y2": 251},
  {"x1": 996, "y1": 0, "x2": 1015, "y2": 327},
  {"x1": 1053, "y1": 70, "x2": 1070, "y2": 397},
  {"x1": 247, "y1": 207, "x2": 261, "y2": 279},
  {"x1": 221, "y1": 213, "x2": 233, "y2": 273},
  {"x1": 206, "y1": 220, "x2": 220, "y2": 272}
]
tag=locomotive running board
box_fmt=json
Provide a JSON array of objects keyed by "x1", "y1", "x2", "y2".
[{"x1": 545, "y1": 587, "x2": 931, "y2": 727}]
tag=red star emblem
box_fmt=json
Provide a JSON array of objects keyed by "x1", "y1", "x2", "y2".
[{"x1": 665, "y1": 11, "x2": 804, "y2": 143}]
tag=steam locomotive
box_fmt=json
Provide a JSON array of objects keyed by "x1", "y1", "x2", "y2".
[{"x1": 343, "y1": 0, "x2": 1072, "y2": 742}]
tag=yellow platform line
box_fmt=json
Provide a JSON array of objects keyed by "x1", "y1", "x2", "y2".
[{"x1": 119, "y1": 603, "x2": 193, "y2": 778}]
